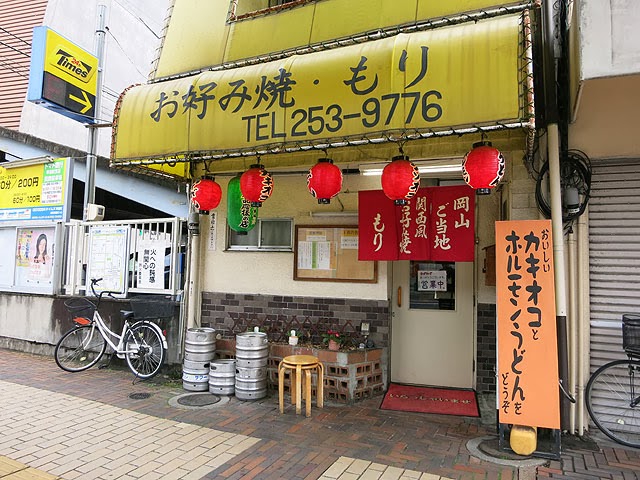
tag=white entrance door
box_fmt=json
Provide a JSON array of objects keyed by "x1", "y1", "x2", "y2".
[{"x1": 391, "y1": 260, "x2": 475, "y2": 388}]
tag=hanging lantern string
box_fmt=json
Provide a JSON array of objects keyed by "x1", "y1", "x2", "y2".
[{"x1": 397, "y1": 140, "x2": 406, "y2": 156}]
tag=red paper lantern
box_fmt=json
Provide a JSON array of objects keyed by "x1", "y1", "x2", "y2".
[
  {"x1": 381, "y1": 155, "x2": 420, "y2": 205},
  {"x1": 240, "y1": 164, "x2": 273, "y2": 207},
  {"x1": 307, "y1": 158, "x2": 343, "y2": 204},
  {"x1": 462, "y1": 141, "x2": 506, "y2": 195},
  {"x1": 190, "y1": 175, "x2": 222, "y2": 214}
]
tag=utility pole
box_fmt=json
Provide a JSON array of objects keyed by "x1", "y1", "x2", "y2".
[{"x1": 83, "y1": 4, "x2": 106, "y2": 220}]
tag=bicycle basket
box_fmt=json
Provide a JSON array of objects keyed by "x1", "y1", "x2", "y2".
[
  {"x1": 622, "y1": 314, "x2": 640, "y2": 354},
  {"x1": 129, "y1": 297, "x2": 175, "y2": 320},
  {"x1": 64, "y1": 297, "x2": 96, "y2": 325}
]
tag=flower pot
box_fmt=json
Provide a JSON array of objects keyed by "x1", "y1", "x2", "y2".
[
  {"x1": 328, "y1": 339, "x2": 339, "y2": 351},
  {"x1": 288, "y1": 336, "x2": 299, "y2": 346}
]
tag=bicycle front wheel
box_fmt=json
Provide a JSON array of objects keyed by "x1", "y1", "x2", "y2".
[
  {"x1": 585, "y1": 358, "x2": 640, "y2": 448},
  {"x1": 54, "y1": 325, "x2": 107, "y2": 372},
  {"x1": 124, "y1": 322, "x2": 165, "y2": 379}
]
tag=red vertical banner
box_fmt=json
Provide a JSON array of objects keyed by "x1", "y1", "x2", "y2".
[
  {"x1": 358, "y1": 185, "x2": 475, "y2": 262},
  {"x1": 428, "y1": 185, "x2": 475, "y2": 261},
  {"x1": 496, "y1": 220, "x2": 560, "y2": 429},
  {"x1": 358, "y1": 190, "x2": 399, "y2": 260},
  {"x1": 397, "y1": 189, "x2": 430, "y2": 260}
]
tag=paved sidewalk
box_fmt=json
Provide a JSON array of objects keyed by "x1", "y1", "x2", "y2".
[{"x1": 0, "y1": 349, "x2": 639, "y2": 479}]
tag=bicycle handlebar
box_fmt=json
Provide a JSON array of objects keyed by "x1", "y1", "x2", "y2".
[{"x1": 89, "y1": 278, "x2": 120, "y2": 300}]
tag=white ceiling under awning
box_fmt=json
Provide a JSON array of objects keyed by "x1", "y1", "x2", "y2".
[{"x1": 73, "y1": 162, "x2": 188, "y2": 218}]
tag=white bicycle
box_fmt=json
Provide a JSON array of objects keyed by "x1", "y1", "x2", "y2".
[{"x1": 54, "y1": 278, "x2": 168, "y2": 379}]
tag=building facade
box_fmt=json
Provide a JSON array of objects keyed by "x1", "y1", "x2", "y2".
[
  {"x1": 5, "y1": 0, "x2": 639, "y2": 440},
  {"x1": 111, "y1": 0, "x2": 539, "y2": 403}
]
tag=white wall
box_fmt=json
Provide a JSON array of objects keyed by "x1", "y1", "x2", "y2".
[
  {"x1": 19, "y1": 0, "x2": 170, "y2": 158},
  {"x1": 578, "y1": 0, "x2": 640, "y2": 80},
  {"x1": 474, "y1": 151, "x2": 536, "y2": 304},
  {"x1": 506, "y1": 153, "x2": 539, "y2": 221},
  {"x1": 200, "y1": 173, "x2": 390, "y2": 300},
  {"x1": 570, "y1": 1, "x2": 640, "y2": 158},
  {"x1": 569, "y1": 73, "x2": 640, "y2": 159},
  {"x1": 198, "y1": 155, "x2": 522, "y2": 304},
  {"x1": 475, "y1": 183, "x2": 500, "y2": 305}
]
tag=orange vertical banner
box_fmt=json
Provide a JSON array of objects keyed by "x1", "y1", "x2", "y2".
[{"x1": 496, "y1": 220, "x2": 560, "y2": 429}]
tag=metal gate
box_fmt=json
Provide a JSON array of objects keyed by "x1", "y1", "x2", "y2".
[
  {"x1": 589, "y1": 158, "x2": 640, "y2": 370},
  {"x1": 62, "y1": 217, "x2": 187, "y2": 296}
]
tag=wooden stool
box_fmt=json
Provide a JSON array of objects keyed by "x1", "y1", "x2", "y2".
[{"x1": 278, "y1": 354, "x2": 324, "y2": 417}]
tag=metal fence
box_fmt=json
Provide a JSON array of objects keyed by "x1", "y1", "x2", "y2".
[{"x1": 62, "y1": 217, "x2": 187, "y2": 297}]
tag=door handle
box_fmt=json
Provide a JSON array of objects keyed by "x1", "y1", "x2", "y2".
[{"x1": 397, "y1": 286, "x2": 402, "y2": 308}]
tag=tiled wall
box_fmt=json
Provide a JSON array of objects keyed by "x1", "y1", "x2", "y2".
[
  {"x1": 216, "y1": 340, "x2": 386, "y2": 403},
  {"x1": 200, "y1": 292, "x2": 390, "y2": 348},
  {"x1": 201, "y1": 292, "x2": 497, "y2": 394},
  {"x1": 476, "y1": 303, "x2": 497, "y2": 394}
]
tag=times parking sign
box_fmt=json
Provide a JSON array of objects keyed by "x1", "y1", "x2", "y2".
[{"x1": 27, "y1": 26, "x2": 98, "y2": 123}]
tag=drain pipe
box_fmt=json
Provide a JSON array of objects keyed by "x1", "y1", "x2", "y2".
[
  {"x1": 542, "y1": 0, "x2": 570, "y2": 430},
  {"x1": 548, "y1": 125, "x2": 570, "y2": 430},
  {"x1": 567, "y1": 227, "x2": 578, "y2": 434},
  {"x1": 186, "y1": 211, "x2": 201, "y2": 330},
  {"x1": 576, "y1": 206, "x2": 590, "y2": 435}
]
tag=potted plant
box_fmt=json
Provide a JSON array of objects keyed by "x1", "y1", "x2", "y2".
[
  {"x1": 322, "y1": 329, "x2": 342, "y2": 351},
  {"x1": 288, "y1": 329, "x2": 299, "y2": 346}
]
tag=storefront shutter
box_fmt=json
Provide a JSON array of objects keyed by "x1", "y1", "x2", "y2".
[{"x1": 589, "y1": 158, "x2": 640, "y2": 369}]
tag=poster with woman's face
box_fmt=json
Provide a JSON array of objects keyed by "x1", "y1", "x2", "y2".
[{"x1": 15, "y1": 227, "x2": 55, "y2": 287}]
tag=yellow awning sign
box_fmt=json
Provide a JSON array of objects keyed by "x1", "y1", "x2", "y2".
[{"x1": 112, "y1": 14, "x2": 527, "y2": 164}]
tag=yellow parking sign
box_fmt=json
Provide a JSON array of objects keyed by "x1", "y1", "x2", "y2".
[{"x1": 27, "y1": 27, "x2": 98, "y2": 123}]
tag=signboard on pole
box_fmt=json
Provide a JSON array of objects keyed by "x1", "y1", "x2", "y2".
[{"x1": 27, "y1": 26, "x2": 98, "y2": 123}]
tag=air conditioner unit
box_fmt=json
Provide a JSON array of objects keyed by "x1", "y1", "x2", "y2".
[{"x1": 85, "y1": 203, "x2": 105, "y2": 221}]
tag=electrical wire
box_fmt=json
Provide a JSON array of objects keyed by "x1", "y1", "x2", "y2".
[
  {"x1": 112, "y1": 0, "x2": 163, "y2": 38},
  {"x1": 0, "y1": 26, "x2": 31, "y2": 48},
  {"x1": 0, "y1": 39, "x2": 30, "y2": 57},
  {"x1": 535, "y1": 149, "x2": 591, "y2": 223},
  {"x1": 105, "y1": 27, "x2": 152, "y2": 79},
  {"x1": 0, "y1": 26, "x2": 31, "y2": 47},
  {"x1": 0, "y1": 57, "x2": 29, "y2": 78}
]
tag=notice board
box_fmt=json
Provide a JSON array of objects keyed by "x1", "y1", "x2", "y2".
[
  {"x1": 86, "y1": 225, "x2": 130, "y2": 295},
  {"x1": 294, "y1": 225, "x2": 376, "y2": 283}
]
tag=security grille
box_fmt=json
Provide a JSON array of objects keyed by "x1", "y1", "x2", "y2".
[{"x1": 589, "y1": 159, "x2": 640, "y2": 369}]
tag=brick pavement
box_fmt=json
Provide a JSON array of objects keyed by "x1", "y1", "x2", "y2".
[{"x1": 0, "y1": 349, "x2": 639, "y2": 479}]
